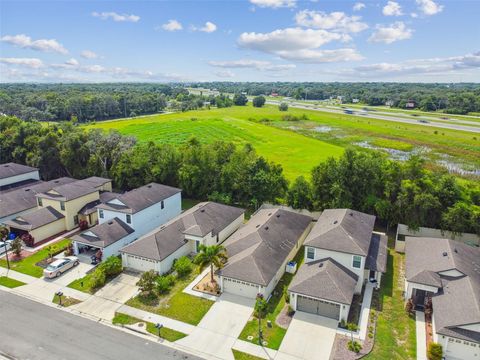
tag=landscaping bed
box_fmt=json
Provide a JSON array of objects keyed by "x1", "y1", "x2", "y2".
[
  {"x1": 0, "y1": 239, "x2": 71, "y2": 278},
  {"x1": 67, "y1": 256, "x2": 122, "y2": 294},
  {"x1": 52, "y1": 293, "x2": 82, "y2": 307},
  {"x1": 112, "y1": 313, "x2": 187, "y2": 342},
  {"x1": 0, "y1": 276, "x2": 26, "y2": 288}
]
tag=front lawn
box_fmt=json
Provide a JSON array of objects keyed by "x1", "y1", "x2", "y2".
[
  {"x1": 112, "y1": 313, "x2": 187, "y2": 342},
  {"x1": 0, "y1": 239, "x2": 71, "y2": 278},
  {"x1": 52, "y1": 293, "x2": 82, "y2": 307},
  {"x1": 232, "y1": 349, "x2": 265, "y2": 360},
  {"x1": 0, "y1": 276, "x2": 26, "y2": 288},
  {"x1": 238, "y1": 246, "x2": 304, "y2": 350},
  {"x1": 364, "y1": 249, "x2": 416, "y2": 360}
]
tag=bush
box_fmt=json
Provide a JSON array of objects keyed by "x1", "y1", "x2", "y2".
[
  {"x1": 156, "y1": 274, "x2": 175, "y2": 294},
  {"x1": 233, "y1": 93, "x2": 248, "y2": 106},
  {"x1": 405, "y1": 298, "x2": 414, "y2": 313},
  {"x1": 283, "y1": 285, "x2": 289, "y2": 303},
  {"x1": 79, "y1": 220, "x2": 89, "y2": 230},
  {"x1": 21, "y1": 233, "x2": 35, "y2": 247},
  {"x1": 137, "y1": 270, "x2": 158, "y2": 296},
  {"x1": 348, "y1": 340, "x2": 362, "y2": 353},
  {"x1": 64, "y1": 243, "x2": 74, "y2": 256},
  {"x1": 11, "y1": 237, "x2": 23, "y2": 257},
  {"x1": 90, "y1": 269, "x2": 106, "y2": 289},
  {"x1": 252, "y1": 96, "x2": 266, "y2": 108},
  {"x1": 279, "y1": 102, "x2": 288, "y2": 111},
  {"x1": 427, "y1": 342, "x2": 443, "y2": 360},
  {"x1": 99, "y1": 256, "x2": 122, "y2": 277},
  {"x1": 173, "y1": 256, "x2": 193, "y2": 278}
]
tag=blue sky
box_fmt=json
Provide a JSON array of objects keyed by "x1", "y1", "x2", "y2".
[{"x1": 1, "y1": 0, "x2": 479, "y2": 82}]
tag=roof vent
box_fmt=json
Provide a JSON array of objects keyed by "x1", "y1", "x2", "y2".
[
  {"x1": 147, "y1": 184, "x2": 152, "y2": 188},
  {"x1": 442, "y1": 252, "x2": 448, "y2": 257},
  {"x1": 25, "y1": 189, "x2": 30, "y2": 192},
  {"x1": 108, "y1": 221, "x2": 113, "y2": 225},
  {"x1": 54, "y1": 180, "x2": 59, "y2": 183},
  {"x1": 4, "y1": 164, "x2": 9, "y2": 167},
  {"x1": 454, "y1": 248, "x2": 458, "y2": 253},
  {"x1": 264, "y1": 226, "x2": 269, "y2": 231},
  {"x1": 200, "y1": 209, "x2": 205, "y2": 213},
  {"x1": 256, "y1": 224, "x2": 260, "y2": 228},
  {"x1": 268, "y1": 213, "x2": 272, "y2": 216},
  {"x1": 333, "y1": 220, "x2": 338, "y2": 224},
  {"x1": 349, "y1": 212, "x2": 353, "y2": 216},
  {"x1": 319, "y1": 263, "x2": 324, "y2": 268},
  {"x1": 276, "y1": 214, "x2": 280, "y2": 218}
]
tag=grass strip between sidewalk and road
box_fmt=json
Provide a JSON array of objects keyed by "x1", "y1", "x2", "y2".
[
  {"x1": 0, "y1": 276, "x2": 26, "y2": 288},
  {"x1": 52, "y1": 293, "x2": 82, "y2": 307},
  {"x1": 232, "y1": 349, "x2": 265, "y2": 360}
]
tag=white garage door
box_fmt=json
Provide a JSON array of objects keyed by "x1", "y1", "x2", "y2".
[
  {"x1": 297, "y1": 295, "x2": 340, "y2": 320},
  {"x1": 445, "y1": 338, "x2": 480, "y2": 360},
  {"x1": 222, "y1": 277, "x2": 259, "y2": 299},
  {"x1": 124, "y1": 254, "x2": 158, "y2": 272}
]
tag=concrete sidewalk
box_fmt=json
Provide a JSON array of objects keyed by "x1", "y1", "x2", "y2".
[
  {"x1": 358, "y1": 282, "x2": 374, "y2": 340},
  {"x1": 416, "y1": 311, "x2": 427, "y2": 360},
  {"x1": 117, "y1": 304, "x2": 196, "y2": 335}
]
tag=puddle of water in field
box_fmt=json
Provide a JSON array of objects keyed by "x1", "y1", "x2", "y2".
[
  {"x1": 313, "y1": 126, "x2": 334, "y2": 133},
  {"x1": 437, "y1": 155, "x2": 480, "y2": 176}
]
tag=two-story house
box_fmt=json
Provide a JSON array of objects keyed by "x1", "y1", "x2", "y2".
[
  {"x1": 288, "y1": 209, "x2": 387, "y2": 323},
  {"x1": 0, "y1": 162, "x2": 40, "y2": 191}
]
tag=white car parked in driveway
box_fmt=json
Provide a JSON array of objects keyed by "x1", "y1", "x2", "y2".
[
  {"x1": 0, "y1": 240, "x2": 13, "y2": 255},
  {"x1": 43, "y1": 256, "x2": 80, "y2": 278}
]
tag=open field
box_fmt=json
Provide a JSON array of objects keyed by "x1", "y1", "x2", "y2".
[{"x1": 85, "y1": 104, "x2": 479, "y2": 180}]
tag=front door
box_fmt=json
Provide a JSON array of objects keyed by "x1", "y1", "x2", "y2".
[
  {"x1": 195, "y1": 240, "x2": 201, "y2": 253},
  {"x1": 414, "y1": 289, "x2": 426, "y2": 308}
]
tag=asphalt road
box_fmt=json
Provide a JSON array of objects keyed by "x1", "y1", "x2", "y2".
[{"x1": 0, "y1": 291, "x2": 202, "y2": 360}]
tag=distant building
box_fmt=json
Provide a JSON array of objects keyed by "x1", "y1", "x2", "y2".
[
  {"x1": 271, "y1": 92, "x2": 279, "y2": 97},
  {"x1": 405, "y1": 100, "x2": 416, "y2": 108},
  {"x1": 352, "y1": 98, "x2": 359, "y2": 103},
  {"x1": 385, "y1": 100, "x2": 394, "y2": 107}
]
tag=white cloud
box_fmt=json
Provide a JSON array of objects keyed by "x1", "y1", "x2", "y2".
[
  {"x1": 80, "y1": 50, "x2": 99, "y2": 59},
  {"x1": 214, "y1": 70, "x2": 235, "y2": 78},
  {"x1": 249, "y1": 0, "x2": 296, "y2": 9},
  {"x1": 353, "y1": 2, "x2": 365, "y2": 11},
  {"x1": 65, "y1": 58, "x2": 79, "y2": 66},
  {"x1": 1, "y1": 34, "x2": 68, "y2": 54},
  {"x1": 196, "y1": 21, "x2": 217, "y2": 33},
  {"x1": 368, "y1": 22, "x2": 413, "y2": 44},
  {"x1": 295, "y1": 10, "x2": 368, "y2": 33},
  {"x1": 0, "y1": 57, "x2": 44, "y2": 68},
  {"x1": 383, "y1": 1, "x2": 403, "y2": 16},
  {"x1": 275, "y1": 48, "x2": 364, "y2": 63},
  {"x1": 162, "y1": 19, "x2": 183, "y2": 32},
  {"x1": 209, "y1": 59, "x2": 296, "y2": 71},
  {"x1": 92, "y1": 11, "x2": 140, "y2": 22},
  {"x1": 416, "y1": 0, "x2": 444, "y2": 15},
  {"x1": 411, "y1": 12, "x2": 419, "y2": 18}
]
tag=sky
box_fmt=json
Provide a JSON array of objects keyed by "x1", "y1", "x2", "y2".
[{"x1": 0, "y1": 0, "x2": 479, "y2": 83}]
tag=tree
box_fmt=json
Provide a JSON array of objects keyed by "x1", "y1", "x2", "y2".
[
  {"x1": 156, "y1": 274, "x2": 175, "y2": 294},
  {"x1": 173, "y1": 256, "x2": 193, "y2": 278},
  {"x1": 233, "y1": 93, "x2": 248, "y2": 106},
  {"x1": 194, "y1": 244, "x2": 227, "y2": 284},
  {"x1": 254, "y1": 295, "x2": 268, "y2": 344},
  {"x1": 427, "y1": 343, "x2": 443, "y2": 360},
  {"x1": 287, "y1": 176, "x2": 313, "y2": 210},
  {"x1": 252, "y1": 96, "x2": 266, "y2": 108},
  {"x1": 278, "y1": 102, "x2": 288, "y2": 111},
  {"x1": 441, "y1": 202, "x2": 480, "y2": 236},
  {"x1": 11, "y1": 237, "x2": 22, "y2": 257},
  {"x1": 136, "y1": 270, "x2": 157, "y2": 296},
  {"x1": 99, "y1": 256, "x2": 122, "y2": 276}
]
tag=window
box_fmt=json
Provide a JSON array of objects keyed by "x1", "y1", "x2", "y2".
[
  {"x1": 74, "y1": 215, "x2": 79, "y2": 225},
  {"x1": 161, "y1": 200, "x2": 164, "y2": 209},
  {"x1": 352, "y1": 255, "x2": 362, "y2": 269},
  {"x1": 37, "y1": 198, "x2": 43, "y2": 206},
  {"x1": 307, "y1": 247, "x2": 315, "y2": 260},
  {"x1": 60, "y1": 201, "x2": 65, "y2": 211},
  {"x1": 126, "y1": 214, "x2": 131, "y2": 224},
  {"x1": 99, "y1": 209, "x2": 104, "y2": 219}
]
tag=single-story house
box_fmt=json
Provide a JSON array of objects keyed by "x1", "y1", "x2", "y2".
[
  {"x1": 0, "y1": 162, "x2": 40, "y2": 189},
  {"x1": 71, "y1": 217, "x2": 136, "y2": 261},
  {"x1": 289, "y1": 209, "x2": 387, "y2": 320},
  {"x1": 120, "y1": 202, "x2": 245, "y2": 274},
  {"x1": 217, "y1": 208, "x2": 313, "y2": 299},
  {"x1": 405, "y1": 237, "x2": 480, "y2": 360}
]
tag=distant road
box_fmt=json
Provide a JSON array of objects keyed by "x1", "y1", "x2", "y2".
[
  {"x1": 265, "y1": 100, "x2": 480, "y2": 133},
  {"x1": 0, "y1": 291, "x2": 202, "y2": 360}
]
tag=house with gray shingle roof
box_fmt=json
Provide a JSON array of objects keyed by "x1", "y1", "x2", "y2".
[
  {"x1": 0, "y1": 162, "x2": 39, "y2": 190},
  {"x1": 119, "y1": 202, "x2": 245, "y2": 274},
  {"x1": 288, "y1": 208, "x2": 387, "y2": 322},
  {"x1": 217, "y1": 208, "x2": 313, "y2": 299},
  {"x1": 405, "y1": 237, "x2": 480, "y2": 360}
]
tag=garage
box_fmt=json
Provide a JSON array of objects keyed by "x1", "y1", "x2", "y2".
[
  {"x1": 297, "y1": 295, "x2": 340, "y2": 320},
  {"x1": 444, "y1": 338, "x2": 480, "y2": 360},
  {"x1": 122, "y1": 254, "x2": 158, "y2": 272},
  {"x1": 222, "y1": 277, "x2": 260, "y2": 299}
]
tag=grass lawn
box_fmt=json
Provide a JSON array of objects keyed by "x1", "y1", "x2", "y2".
[
  {"x1": 232, "y1": 349, "x2": 265, "y2": 360},
  {"x1": 0, "y1": 239, "x2": 72, "y2": 278},
  {"x1": 0, "y1": 276, "x2": 26, "y2": 288},
  {"x1": 238, "y1": 246, "x2": 305, "y2": 350},
  {"x1": 52, "y1": 293, "x2": 82, "y2": 307},
  {"x1": 364, "y1": 249, "x2": 416, "y2": 360},
  {"x1": 126, "y1": 267, "x2": 214, "y2": 326},
  {"x1": 112, "y1": 313, "x2": 187, "y2": 342}
]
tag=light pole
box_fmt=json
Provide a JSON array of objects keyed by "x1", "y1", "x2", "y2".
[{"x1": 3, "y1": 241, "x2": 10, "y2": 270}]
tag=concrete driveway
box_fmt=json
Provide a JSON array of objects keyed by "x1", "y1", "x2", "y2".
[
  {"x1": 276, "y1": 312, "x2": 337, "y2": 360},
  {"x1": 176, "y1": 293, "x2": 254, "y2": 360}
]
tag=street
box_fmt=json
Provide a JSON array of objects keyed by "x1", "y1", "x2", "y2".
[{"x1": 0, "y1": 291, "x2": 202, "y2": 360}]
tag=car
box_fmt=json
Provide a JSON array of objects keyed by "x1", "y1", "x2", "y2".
[
  {"x1": 0, "y1": 240, "x2": 13, "y2": 255},
  {"x1": 43, "y1": 256, "x2": 79, "y2": 278}
]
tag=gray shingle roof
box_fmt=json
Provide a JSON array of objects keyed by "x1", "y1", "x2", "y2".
[
  {"x1": 304, "y1": 209, "x2": 376, "y2": 256},
  {"x1": 365, "y1": 233, "x2": 388, "y2": 273},
  {"x1": 0, "y1": 162, "x2": 38, "y2": 179},
  {"x1": 78, "y1": 192, "x2": 120, "y2": 215},
  {"x1": 97, "y1": 183, "x2": 181, "y2": 214},
  {"x1": 405, "y1": 237, "x2": 480, "y2": 339},
  {"x1": 78, "y1": 176, "x2": 111, "y2": 188},
  {"x1": 120, "y1": 202, "x2": 245, "y2": 261},
  {"x1": 218, "y1": 209, "x2": 313, "y2": 286},
  {"x1": 4, "y1": 206, "x2": 64, "y2": 230},
  {"x1": 0, "y1": 177, "x2": 76, "y2": 219},
  {"x1": 72, "y1": 217, "x2": 134, "y2": 248},
  {"x1": 37, "y1": 182, "x2": 98, "y2": 201},
  {"x1": 0, "y1": 178, "x2": 42, "y2": 193},
  {"x1": 289, "y1": 258, "x2": 358, "y2": 305}
]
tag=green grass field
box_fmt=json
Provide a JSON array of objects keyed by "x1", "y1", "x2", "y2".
[{"x1": 86, "y1": 104, "x2": 479, "y2": 181}]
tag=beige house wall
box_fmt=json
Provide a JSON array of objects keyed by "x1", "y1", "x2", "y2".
[{"x1": 29, "y1": 218, "x2": 66, "y2": 244}]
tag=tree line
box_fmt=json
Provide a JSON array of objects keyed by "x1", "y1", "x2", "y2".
[{"x1": 1, "y1": 115, "x2": 479, "y2": 235}]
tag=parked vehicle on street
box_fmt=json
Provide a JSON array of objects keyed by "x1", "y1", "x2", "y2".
[{"x1": 43, "y1": 256, "x2": 79, "y2": 278}]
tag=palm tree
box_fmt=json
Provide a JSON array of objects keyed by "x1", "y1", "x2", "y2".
[{"x1": 194, "y1": 244, "x2": 227, "y2": 284}]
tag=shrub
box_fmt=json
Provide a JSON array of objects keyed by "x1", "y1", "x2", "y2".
[
  {"x1": 21, "y1": 233, "x2": 34, "y2": 247},
  {"x1": 283, "y1": 285, "x2": 289, "y2": 303},
  {"x1": 348, "y1": 340, "x2": 362, "y2": 353},
  {"x1": 99, "y1": 256, "x2": 122, "y2": 277},
  {"x1": 252, "y1": 96, "x2": 266, "y2": 108},
  {"x1": 137, "y1": 270, "x2": 158, "y2": 296},
  {"x1": 368, "y1": 332, "x2": 374, "y2": 339},
  {"x1": 427, "y1": 342, "x2": 442, "y2": 360},
  {"x1": 173, "y1": 256, "x2": 193, "y2": 278},
  {"x1": 279, "y1": 102, "x2": 288, "y2": 111},
  {"x1": 90, "y1": 269, "x2": 106, "y2": 289},
  {"x1": 405, "y1": 298, "x2": 414, "y2": 313},
  {"x1": 11, "y1": 237, "x2": 23, "y2": 257},
  {"x1": 156, "y1": 274, "x2": 175, "y2": 294},
  {"x1": 79, "y1": 220, "x2": 89, "y2": 230},
  {"x1": 64, "y1": 243, "x2": 74, "y2": 256}
]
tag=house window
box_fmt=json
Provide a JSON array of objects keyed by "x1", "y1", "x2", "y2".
[
  {"x1": 99, "y1": 209, "x2": 104, "y2": 219},
  {"x1": 352, "y1": 255, "x2": 362, "y2": 269},
  {"x1": 161, "y1": 200, "x2": 164, "y2": 209},
  {"x1": 74, "y1": 215, "x2": 79, "y2": 225},
  {"x1": 38, "y1": 198, "x2": 43, "y2": 206},
  {"x1": 307, "y1": 247, "x2": 315, "y2": 260},
  {"x1": 60, "y1": 201, "x2": 65, "y2": 211},
  {"x1": 126, "y1": 214, "x2": 131, "y2": 224}
]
